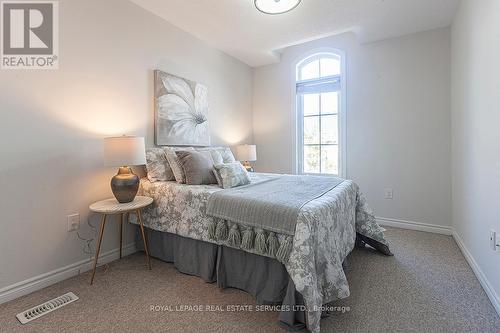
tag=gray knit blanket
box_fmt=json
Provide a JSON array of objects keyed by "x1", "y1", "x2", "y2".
[{"x1": 206, "y1": 175, "x2": 344, "y2": 263}]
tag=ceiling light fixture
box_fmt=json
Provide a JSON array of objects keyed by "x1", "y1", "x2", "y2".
[{"x1": 254, "y1": 0, "x2": 302, "y2": 15}]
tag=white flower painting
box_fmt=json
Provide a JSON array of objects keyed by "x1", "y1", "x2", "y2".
[{"x1": 154, "y1": 70, "x2": 210, "y2": 146}]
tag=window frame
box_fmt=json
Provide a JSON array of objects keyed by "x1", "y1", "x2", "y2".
[{"x1": 293, "y1": 49, "x2": 347, "y2": 177}]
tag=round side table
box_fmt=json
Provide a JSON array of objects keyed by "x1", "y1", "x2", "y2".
[{"x1": 89, "y1": 196, "x2": 153, "y2": 284}]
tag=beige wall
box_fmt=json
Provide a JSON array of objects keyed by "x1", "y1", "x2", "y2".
[
  {"x1": 0, "y1": 0, "x2": 253, "y2": 292},
  {"x1": 451, "y1": 0, "x2": 500, "y2": 311},
  {"x1": 253, "y1": 28, "x2": 451, "y2": 227}
]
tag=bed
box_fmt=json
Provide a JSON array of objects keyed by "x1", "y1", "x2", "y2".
[{"x1": 130, "y1": 172, "x2": 390, "y2": 333}]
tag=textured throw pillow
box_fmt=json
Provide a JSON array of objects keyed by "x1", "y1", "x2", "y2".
[
  {"x1": 213, "y1": 162, "x2": 251, "y2": 189},
  {"x1": 196, "y1": 147, "x2": 236, "y2": 164},
  {"x1": 164, "y1": 147, "x2": 195, "y2": 183},
  {"x1": 145, "y1": 148, "x2": 174, "y2": 182},
  {"x1": 175, "y1": 151, "x2": 217, "y2": 185},
  {"x1": 208, "y1": 150, "x2": 223, "y2": 164},
  {"x1": 219, "y1": 147, "x2": 236, "y2": 163},
  {"x1": 212, "y1": 168, "x2": 223, "y2": 187}
]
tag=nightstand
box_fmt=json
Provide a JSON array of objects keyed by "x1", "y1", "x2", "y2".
[{"x1": 89, "y1": 196, "x2": 153, "y2": 284}]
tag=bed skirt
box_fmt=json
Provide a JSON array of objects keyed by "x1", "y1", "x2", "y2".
[{"x1": 136, "y1": 227, "x2": 309, "y2": 330}]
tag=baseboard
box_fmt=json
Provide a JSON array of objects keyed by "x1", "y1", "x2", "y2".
[
  {"x1": 376, "y1": 217, "x2": 453, "y2": 235},
  {"x1": 452, "y1": 232, "x2": 500, "y2": 316},
  {"x1": 0, "y1": 243, "x2": 137, "y2": 305}
]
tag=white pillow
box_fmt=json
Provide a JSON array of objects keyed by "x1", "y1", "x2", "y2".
[
  {"x1": 196, "y1": 147, "x2": 236, "y2": 164},
  {"x1": 219, "y1": 147, "x2": 236, "y2": 163},
  {"x1": 208, "y1": 150, "x2": 224, "y2": 164},
  {"x1": 163, "y1": 147, "x2": 195, "y2": 183},
  {"x1": 145, "y1": 148, "x2": 174, "y2": 182},
  {"x1": 213, "y1": 162, "x2": 251, "y2": 189}
]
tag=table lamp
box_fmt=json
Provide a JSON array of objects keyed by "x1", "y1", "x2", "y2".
[
  {"x1": 104, "y1": 136, "x2": 146, "y2": 203},
  {"x1": 236, "y1": 144, "x2": 257, "y2": 172}
]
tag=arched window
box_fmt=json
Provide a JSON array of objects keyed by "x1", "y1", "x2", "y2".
[{"x1": 295, "y1": 51, "x2": 345, "y2": 176}]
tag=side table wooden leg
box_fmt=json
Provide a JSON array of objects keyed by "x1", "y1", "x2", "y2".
[
  {"x1": 90, "y1": 214, "x2": 107, "y2": 285},
  {"x1": 136, "y1": 209, "x2": 152, "y2": 270},
  {"x1": 119, "y1": 213, "x2": 123, "y2": 259}
]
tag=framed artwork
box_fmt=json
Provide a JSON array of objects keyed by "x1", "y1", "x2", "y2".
[{"x1": 154, "y1": 70, "x2": 210, "y2": 146}]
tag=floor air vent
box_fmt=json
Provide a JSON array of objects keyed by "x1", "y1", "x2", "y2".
[{"x1": 16, "y1": 292, "x2": 79, "y2": 324}]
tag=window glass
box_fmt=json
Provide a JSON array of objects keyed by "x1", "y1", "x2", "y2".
[
  {"x1": 320, "y1": 115, "x2": 338, "y2": 144},
  {"x1": 303, "y1": 94, "x2": 320, "y2": 116},
  {"x1": 320, "y1": 92, "x2": 338, "y2": 115},
  {"x1": 304, "y1": 116, "x2": 320, "y2": 144},
  {"x1": 299, "y1": 59, "x2": 319, "y2": 80},
  {"x1": 320, "y1": 145, "x2": 338, "y2": 174},
  {"x1": 320, "y1": 57, "x2": 340, "y2": 77},
  {"x1": 304, "y1": 145, "x2": 320, "y2": 173}
]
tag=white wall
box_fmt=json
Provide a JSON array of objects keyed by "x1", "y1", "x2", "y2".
[
  {"x1": 253, "y1": 28, "x2": 451, "y2": 227},
  {"x1": 451, "y1": 0, "x2": 500, "y2": 312},
  {"x1": 0, "y1": 0, "x2": 252, "y2": 293}
]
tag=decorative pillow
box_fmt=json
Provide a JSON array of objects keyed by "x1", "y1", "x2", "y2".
[
  {"x1": 208, "y1": 150, "x2": 223, "y2": 164},
  {"x1": 164, "y1": 147, "x2": 195, "y2": 183},
  {"x1": 196, "y1": 147, "x2": 236, "y2": 164},
  {"x1": 218, "y1": 147, "x2": 236, "y2": 163},
  {"x1": 213, "y1": 162, "x2": 251, "y2": 189},
  {"x1": 212, "y1": 169, "x2": 223, "y2": 187},
  {"x1": 175, "y1": 151, "x2": 217, "y2": 185},
  {"x1": 145, "y1": 148, "x2": 174, "y2": 182}
]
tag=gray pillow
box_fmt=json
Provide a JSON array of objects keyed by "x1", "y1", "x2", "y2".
[
  {"x1": 213, "y1": 162, "x2": 251, "y2": 188},
  {"x1": 175, "y1": 150, "x2": 217, "y2": 185},
  {"x1": 164, "y1": 147, "x2": 195, "y2": 183},
  {"x1": 145, "y1": 148, "x2": 174, "y2": 182}
]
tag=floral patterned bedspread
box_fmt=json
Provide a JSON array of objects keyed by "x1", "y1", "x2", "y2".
[{"x1": 131, "y1": 173, "x2": 389, "y2": 333}]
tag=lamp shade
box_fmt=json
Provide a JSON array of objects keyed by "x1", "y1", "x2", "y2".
[
  {"x1": 236, "y1": 144, "x2": 257, "y2": 162},
  {"x1": 104, "y1": 136, "x2": 146, "y2": 167}
]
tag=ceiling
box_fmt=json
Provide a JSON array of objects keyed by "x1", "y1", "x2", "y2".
[{"x1": 130, "y1": 0, "x2": 460, "y2": 67}]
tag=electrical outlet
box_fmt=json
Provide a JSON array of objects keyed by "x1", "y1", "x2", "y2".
[
  {"x1": 67, "y1": 214, "x2": 80, "y2": 232},
  {"x1": 384, "y1": 188, "x2": 394, "y2": 200},
  {"x1": 490, "y1": 230, "x2": 497, "y2": 251}
]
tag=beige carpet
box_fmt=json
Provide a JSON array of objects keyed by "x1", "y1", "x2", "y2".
[{"x1": 1, "y1": 228, "x2": 499, "y2": 332}]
